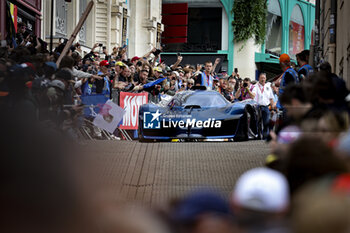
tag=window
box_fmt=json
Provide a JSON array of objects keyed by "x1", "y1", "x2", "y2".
[
  {"x1": 266, "y1": 0, "x2": 282, "y2": 56},
  {"x1": 163, "y1": 7, "x2": 222, "y2": 52},
  {"x1": 55, "y1": 0, "x2": 67, "y2": 36},
  {"x1": 79, "y1": 0, "x2": 87, "y2": 44},
  {"x1": 289, "y1": 5, "x2": 305, "y2": 59}
]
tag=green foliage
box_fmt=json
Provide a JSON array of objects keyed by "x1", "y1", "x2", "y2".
[{"x1": 232, "y1": 0, "x2": 268, "y2": 46}]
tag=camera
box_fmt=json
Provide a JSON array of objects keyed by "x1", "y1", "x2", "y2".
[
  {"x1": 243, "y1": 83, "x2": 248, "y2": 88},
  {"x1": 99, "y1": 43, "x2": 103, "y2": 47},
  {"x1": 234, "y1": 68, "x2": 238, "y2": 73},
  {"x1": 153, "y1": 49, "x2": 161, "y2": 56}
]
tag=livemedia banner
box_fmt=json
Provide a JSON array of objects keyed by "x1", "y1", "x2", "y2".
[{"x1": 119, "y1": 92, "x2": 148, "y2": 130}]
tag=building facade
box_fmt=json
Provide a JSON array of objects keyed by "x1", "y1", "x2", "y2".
[
  {"x1": 161, "y1": 0, "x2": 315, "y2": 80},
  {"x1": 316, "y1": 0, "x2": 350, "y2": 87},
  {"x1": 256, "y1": 0, "x2": 315, "y2": 79},
  {"x1": 0, "y1": 0, "x2": 42, "y2": 39},
  {"x1": 40, "y1": 0, "x2": 163, "y2": 57}
]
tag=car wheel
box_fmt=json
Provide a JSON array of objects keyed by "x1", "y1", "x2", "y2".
[
  {"x1": 235, "y1": 110, "x2": 249, "y2": 141},
  {"x1": 138, "y1": 118, "x2": 152, "y2": 142}
]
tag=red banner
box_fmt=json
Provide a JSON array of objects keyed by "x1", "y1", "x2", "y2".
[
  {"x1": 119, "y1": 92, "x2": 148, "y2": 130},
  {"x1": 289, "y1": 21, "x2": 305, "y2": 56}
]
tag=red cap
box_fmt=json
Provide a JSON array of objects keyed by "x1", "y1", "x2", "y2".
[
  {"x1": 99, "y1": 60, "x2": 110, "y2": 67},
  {"x1": 279, "y1": 54, "x2": 290, "y2": 63},
  {"x1": 131, "y1": 56, "x2": 140, "y2": 62}
]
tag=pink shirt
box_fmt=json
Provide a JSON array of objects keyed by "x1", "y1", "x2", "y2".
[{"x1": 240, "y1": 85, "x2": 254, "y2": 100}]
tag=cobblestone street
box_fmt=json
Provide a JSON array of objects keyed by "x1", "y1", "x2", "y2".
[{"x1": 86, "y1": 140, "x2": 269, "y2": 206}]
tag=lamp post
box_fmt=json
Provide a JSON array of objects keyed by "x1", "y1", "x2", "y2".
[{"x1": 50, "y1": 0, "x2": 54, "y2": 54}]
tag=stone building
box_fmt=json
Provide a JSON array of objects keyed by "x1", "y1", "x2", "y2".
[
  {"x1": 316, "y1": 0, "x2": 350, "y2": 87},
  {"x1": 40, "y1": 0, "x2": 163, "y2": 57}
]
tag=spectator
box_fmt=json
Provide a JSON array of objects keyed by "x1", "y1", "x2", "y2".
[
  {"x1": 275, "y1": 54, "x2": 299, "y2": 109},
  {"x1": 171, "y1": 189, "x2": 233, "y2": 233},
  {"x1": 317, "y1": 61, "x2": 349, "y2": 108},
  {"x1": 283, "y1": 136, "x2": 348, "y2": 194},
  {"x1": 252, "y1": 73, "x2": 276, "y2": 139},
  {"x1": 153, "y1": 66, "x2": 163, "y2": 80},
  {"x1": 227, "y1": 76, "x2": 237, "y2": 94},
  {"x1": 194, "y1": 61, "x2": 214, "y2": 90},
  {"x1": 235, "y1": 77, "x2": 255, "y2": 100},
  {"x1": 15, "y1": 22, "x2": 27, "y2": 46},
  {"x1": 292, "y1": 186, "x2": 350, "y2": 233},
  {"x1": 231, "y1": 167, "x2": 290, "y2": 233},
  {"x1": 226, "y1": 83, "x2": 235, "y2": 102},
  {"x1": 187, "y1": 78, "x2": 195, "y2": 90},
  {"x1": 296, "y1": 50, "x2": 314, "y2": 81}
]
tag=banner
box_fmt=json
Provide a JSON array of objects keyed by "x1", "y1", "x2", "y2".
[
  {"x1": 289, "y1": 21, "x2": 304, "y2": 57},
  {"x1": 119, "y1": 92, "x2": 148, "y2": 130},
  {"x1": 93, "y1": 100, "x2": 125, "y2": 133},
  {"x1": 81, "y1": 94, "x2": 109, "y2": 118}
]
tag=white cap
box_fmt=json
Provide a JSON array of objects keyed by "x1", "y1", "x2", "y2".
[
  {"x1": 232, "y1": 167, "x2": 289, "y2": 213},
  {"x1": 172, "y1": 71, "x2": 179, "y2": 77},
  {"x1": 50, "y1": 79, "x2": 66, "y2": 91}
]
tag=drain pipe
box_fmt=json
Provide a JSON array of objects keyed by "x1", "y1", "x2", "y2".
[
  {"x1": 313, "y1": 0, "x2": 320, "y2": 67},
  {"x1": 329, "y1": 0, "x2": 337, "y2": 72}
]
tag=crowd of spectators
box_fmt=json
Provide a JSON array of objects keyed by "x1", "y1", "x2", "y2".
[{"x1": 2, "y1": 23, "x2": 350, "y2": 233}]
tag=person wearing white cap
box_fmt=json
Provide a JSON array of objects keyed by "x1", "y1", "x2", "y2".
[{"x1": 231, "y1": 167, "x2": 290, "y2": 233}]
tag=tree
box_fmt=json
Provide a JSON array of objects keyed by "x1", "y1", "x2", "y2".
[{"x1": 232, "y1": 0, "x2": 267, "y2": 46}]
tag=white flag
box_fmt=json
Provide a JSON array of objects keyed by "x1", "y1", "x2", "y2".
[{"x1": 93, "y1": 100, "x2": 125, "y2": 133}]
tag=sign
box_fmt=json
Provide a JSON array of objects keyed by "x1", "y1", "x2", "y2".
[
  {"x1": 121, "y1": 8, "x2": 127, "y2": 46},
  {"x1": 81, "y1": 94, "x2": 109, "y2": 117},
  {"x1": 143, "y1": 110, "x2": 161, "y2": 129},
  {"x1": 119, "y1": 92, "x2": 148, "y2": 130},
  {"x1": 143, "y1": 112, "x2": 222, "y2": 129},
  {"x1": 93, "y1": 100, "x2": 125, "y2": 133},
  {"x1": 289, "y1": 21, "x2": 304, "y2": 57}
]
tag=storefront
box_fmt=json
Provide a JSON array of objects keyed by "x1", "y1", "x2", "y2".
[
  {"x1": 256, "y1": 0, "x2": 315, "y2": 79},
  {"x1": 0, "y1": 0, "x2": 41, "y2": 41},
  {"x1": 161, "y1": 0, "x2": 233, "y2": 73},
  {"x1": 161, "y1": 0, "x2": 314, "y2": 78}
]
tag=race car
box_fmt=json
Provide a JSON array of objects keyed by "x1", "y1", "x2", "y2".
[{"x1": 138, "y1": 89, "x2": 263, "y2": 141}]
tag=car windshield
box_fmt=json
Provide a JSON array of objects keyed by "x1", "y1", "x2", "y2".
[{"x1": 181, "y1": 91, "x2": 228, "y2": 108}]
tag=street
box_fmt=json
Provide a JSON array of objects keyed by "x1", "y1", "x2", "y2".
[{"x1": 87, "y1": 140, "x2": 269, "y2": 206}]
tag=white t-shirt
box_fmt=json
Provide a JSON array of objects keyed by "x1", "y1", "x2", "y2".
[{"x1": 252, "y1": 82, "x2": 274, "y2": 106}]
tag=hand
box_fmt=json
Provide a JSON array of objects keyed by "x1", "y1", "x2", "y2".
[
  {"x1": 93, "y1": 43, "x2": 99, "y2": 48},
  {"x1": 114, "y1": 81, "x2": 127, "y2": 89},
  {"x1": 177, "y1": 56, "x2": 183, "y2": 62},
  {"x1": 231, "y1": 71, "x2": 236, "y2": 77},
  {"x1": 214, "y1": 58, "x2": 220, "y2": 64},
  {"x1": 196, "y1": 64, "x2": 202, "y2": 71},
  {"x1": 92, "y1": 75, "x2": 103, "y2": 80},
  {"x1": 272, "y1": 103, "x2": 277, "y2": 110},
  {"x1": 151, "y1": 47, "x2": 157, "y2": 53}
]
